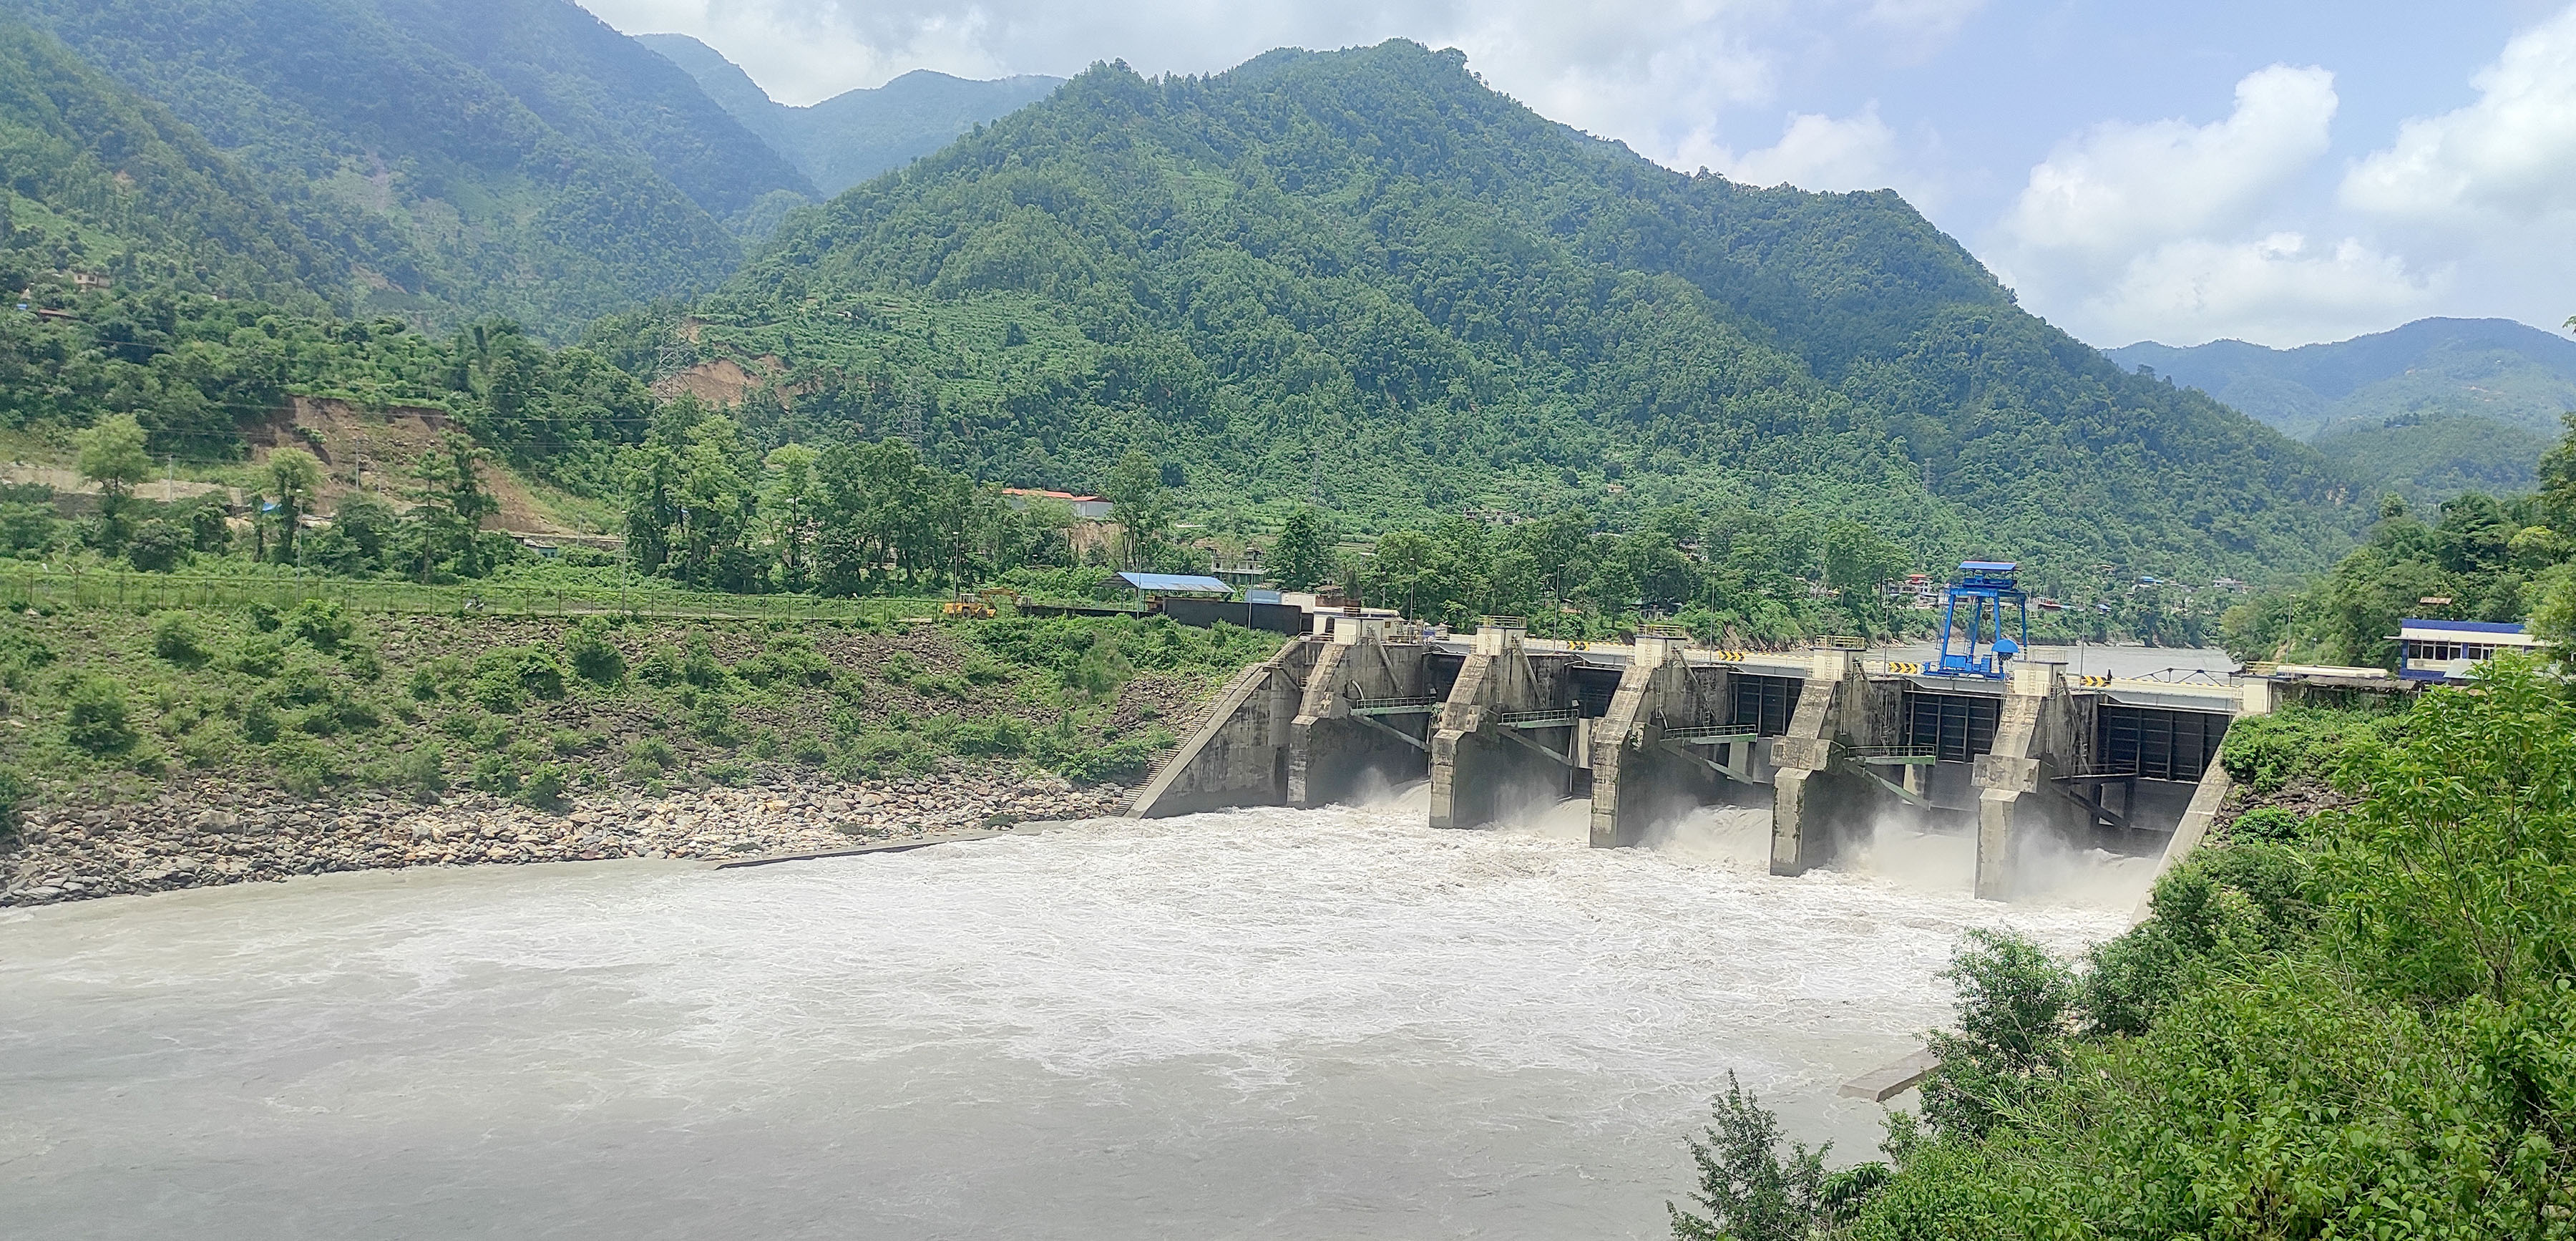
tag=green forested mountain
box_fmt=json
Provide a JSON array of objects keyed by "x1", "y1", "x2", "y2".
[
  {"x1": 639, "y1": 34, "x2": 1060, "y2": 198},
  {"x1": 0, "y1": 0, "x2": 810, "y2": 334},
  {"x1": 0, "y1": 19, "x2": 344, "y2": 308},
  {"x1": 2109, "y1": 318, "x2": 2576, "y2": 503},
  {"x1": 665, "y1": 42, "x2": 2361, "y2": 591}
]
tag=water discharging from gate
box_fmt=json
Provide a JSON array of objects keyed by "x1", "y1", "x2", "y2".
[{"x1": 0, "y1": 796, "x2": 2149, "y2": 1240}]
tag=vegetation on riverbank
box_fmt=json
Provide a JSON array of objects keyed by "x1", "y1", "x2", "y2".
[
  {"x1": 0, "y1": 601, "x2": 1281, "y2": 826},
  {"x1": 1674, "y1": 661, "x2": 2576, "y2": 1237}
]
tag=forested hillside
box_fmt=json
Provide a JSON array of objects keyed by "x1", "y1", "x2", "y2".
[
  {"x1": 0, "y1": 0, "x2": 809, "y2": 334},
  {"x1": 640, "y1": 34, "x2": 1060, "y2": 198},
  {"x1": 668, "y1": 42, "x2": 2362, "y2": 593},
  {"x1": 2110, "y1": 318, "x2": 2576, "y2": 503},
  {"x1": 0, "y1": 19, "x2": 346, "y2": 310}
]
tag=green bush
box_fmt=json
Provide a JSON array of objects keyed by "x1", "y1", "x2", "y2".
[
  {"x1": 2228, "y1": 805, "x2": 2307, "y2": 843},
  {"x1": 285, "y1": 600, "x2": 356, "y2": 656},
  {"x1": 565, "y1": 617, "x2": 625, "y2": 684},
  {"x1": 127, "y1": 519, "x2": 187, "y2": 571},
  {"x1": 245, "y1": 601, "x2": 282, "y2": 632},
  {"x1": 62, "y1": 676, "x2": 137, "y2": 754},
  {"x1": 230, "y1": 636, "x2": 287, "y2": 678},
  {"x1": 469, "y1": 753, "x2": 522, "y2": 795},
  {"x1": 240, "y1": 696, "x2": 282, "y2": 743},
  {"x1": 621, "y1": 736, "x2": 673, "y2": 782},
  {"x1": 952, "y1": 715, "x2": 1030, "y2": 756},
  {"x1": 516, "y1": 762, "x2": 570, "y2": 810},
  {"x1": 396, "y1": 744, "x2": 447, "y2": 801},
  {"x1": 2218, "y1": 709, "x2": 2399, "y2": 794},
  {"x1": 0, "y1": 765, "x2": 23, "y2": 841},
  {"x1": 339, "y1": 643, "x2": 383, "y2": 683},
  {"x1": 150, "y1": 612, "x2": 212, "y2": 667},
  {"x1": 269, "y1": 738, "x2": 340, "y2": 797},
  {"x1": 703, "y1": 759, "x2": 748, "y2": 786}
]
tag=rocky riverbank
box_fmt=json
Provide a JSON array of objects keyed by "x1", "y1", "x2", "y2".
[{"x1": 0, "y1": 770, "x2": 1133, "y2": 907}]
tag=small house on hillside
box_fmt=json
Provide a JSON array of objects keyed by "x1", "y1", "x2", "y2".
[{"x1": 1000, "y1": 487, "x2": 1111, "y2": 520}]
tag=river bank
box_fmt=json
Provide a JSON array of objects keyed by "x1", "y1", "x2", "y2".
[{"x1": 0, "y1": 770, "x2": 1131, "y2": 906}]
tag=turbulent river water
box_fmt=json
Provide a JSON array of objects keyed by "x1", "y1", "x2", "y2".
[{"x1": 1, "y1": 790, "x2": 2150, "y2": 1240}]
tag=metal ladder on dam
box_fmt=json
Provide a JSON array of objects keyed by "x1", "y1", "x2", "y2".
[{"x1": 1128, "y1": 601, "x2": 2276, "y2": 901}]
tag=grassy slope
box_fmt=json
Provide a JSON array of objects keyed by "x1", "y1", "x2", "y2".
[{"x1": 0, "y1": 603, "x2": 1282, "y2": 812}]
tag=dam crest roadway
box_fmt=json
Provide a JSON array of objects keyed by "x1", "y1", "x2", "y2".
[{"x1": 1130, "y1": 616, "x2": 2279, "y2": 900}]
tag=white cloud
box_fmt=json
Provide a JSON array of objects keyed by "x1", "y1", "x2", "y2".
[
  {"x1": 1688, "y1": 106, "x2": 1908, "y2": 194},
  {"x1": 1976, "y1": 63, "x2": 2441, "y2": 346},
  {"x1": 2001, "y1": 64, "x2": 2336, "y2": 266},
  {"x1": 2082, "y1": 234, "x2": 2436, "y2": 347},
  {"x1": 577, "y1": 0, "x2": 1975, "y2": 172},
  {"x1": 2342, "y1": 5, "x2": 2576, "y2": 222}
]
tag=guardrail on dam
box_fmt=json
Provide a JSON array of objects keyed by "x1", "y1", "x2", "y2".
[{"x1": 1129, "y1": 618, "x2": 2285, "y2": 900}]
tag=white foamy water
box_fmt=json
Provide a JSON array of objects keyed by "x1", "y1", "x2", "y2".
[{"x1": 0, "y1": 800, "x2": 2135, "y2": 1240}]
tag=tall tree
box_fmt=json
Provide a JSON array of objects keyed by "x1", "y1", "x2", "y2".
[
  {"x1": 1270, "y1": 507, "x2": 1333, "y2": 592},
  {"x1": 409, "y1": 434, "x2": 500, "y2": 579},
  {"x1": 73, "y1": 413, "x2": 151, "y2": 546},
  {"x1": 262, "y1": 448, "x2": 324, "y2": 564}
]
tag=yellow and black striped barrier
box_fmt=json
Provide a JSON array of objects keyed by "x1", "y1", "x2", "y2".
[
  {"x1": 2077, "y1": 674, "x2": 2115, "y2": 687},
  {"x1": 1882, "y1": 661, "x2": 1926, "y2": 674},
  {"x1": 1708, "y1": 649, "x2": 1750, "y2": 661}
]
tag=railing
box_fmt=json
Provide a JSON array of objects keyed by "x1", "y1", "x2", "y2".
[
  {"x1": 1662, "y1": 724, "x2": 1760, "y2": 744},
  {"x1": 1347, "y1": 695, "x2": 1444, "y2": 716},
  {"x1": 0, "y1": 566, "x2": 942, "y2": 624},
  {"x1": 1496, "y1": 707, "x2": 1581, "y2": 729}
]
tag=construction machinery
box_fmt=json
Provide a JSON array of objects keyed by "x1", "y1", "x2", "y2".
[{"x1": 1933, "y1": 561, "x2": 2028, "y2": 679}]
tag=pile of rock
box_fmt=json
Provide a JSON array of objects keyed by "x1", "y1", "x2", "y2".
[{"x1": 0, "y1": 771, "x2": 1133, "y2": 907}]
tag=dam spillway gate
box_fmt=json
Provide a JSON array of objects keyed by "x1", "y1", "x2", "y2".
[{"x1": 1129, "y1": 620, "x2": 2270, "y2": 900}]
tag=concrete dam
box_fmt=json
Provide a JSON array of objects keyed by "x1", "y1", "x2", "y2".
[{"x1": 1129, "y1": 618, "x2": 2270, "y2": 900}]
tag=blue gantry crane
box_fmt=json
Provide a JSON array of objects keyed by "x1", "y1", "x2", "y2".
[{"x1": 1935, "y1": 560, "x2": 2029, "y2": 679}]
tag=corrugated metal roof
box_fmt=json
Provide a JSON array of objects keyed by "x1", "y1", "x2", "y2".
[
  {"x1": 2399, "y1": 618, "x2": 2529, "y2": 635},
  {"x1": 1118, "y1": 572, "x2": 1233, "y2": 594}
]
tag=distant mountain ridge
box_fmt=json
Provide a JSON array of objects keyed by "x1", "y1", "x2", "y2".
[
  {"x1": 676, "y1": 40, "x2": 2363, "y2": 588},
  {"x1": 0, "y1": 0, "x2": 813, "y2": 333},
  {"x1": 638, "y1": 34, "x2": 1060, "y2": 198},
  {"x1": 2107, "y1": 318, "x2": 2576, "y2": 502}
]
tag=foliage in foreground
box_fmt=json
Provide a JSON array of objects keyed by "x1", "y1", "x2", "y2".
[{"x1": 1680, "y1": 658, "x2": 2576, "y2": 1238}]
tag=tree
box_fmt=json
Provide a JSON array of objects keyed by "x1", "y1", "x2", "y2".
[
  {"x1": 1103, "y1": 449, "x2": 1170, "y2": 569},
  {"x1": 263, "y1": 449, "x2": 325, "y2": 564},
  {"x1": 762, "y1": 443, "x2": 820, "y2": 592},
  {"x1": 1271, "y1": 507, "x2": 1334, "y2": 592},
  {"x1": 1918, "y1": 929, "x2": 2077, "y2": 1139},
  {"x1": 1669, "y1": 1072, "x2": 1877, "y2": 1241},
  {"x1": 73, "y1": 414, "x2": 151, "y2": 546},
  {"x1": 410, "y1": 434, "x2": 500, "y2": 579}
]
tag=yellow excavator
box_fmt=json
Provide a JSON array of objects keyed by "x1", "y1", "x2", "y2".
[{"x1": 942, "y1": 588, "x2": 1018, "y2": 619}]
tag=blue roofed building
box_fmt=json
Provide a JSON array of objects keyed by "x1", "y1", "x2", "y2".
[{"x1": 2394, "y1": 618, "x2": 2550, "y2": 683}]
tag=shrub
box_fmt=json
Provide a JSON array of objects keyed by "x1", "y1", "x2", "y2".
[
  {"x1": 62, "y1": 676, "x2": 137, "y2": 754},
  {"x1": 635, "y1": 644, "x2": 683, "y2": 686},
  {"x1": 246, "y1": 601, "x2": 282, "y2": 633},
  {"x1": 338, "y1": 643, "x2": 382, "y2": 683},
  {"x1": 702, "y1": 759, "x2": 748, "y2": 787},
  {"x1": 127, "y1": 519, "x2": 187, "y2": 571},
  {"x1": 151, "y1": 613, "x2": 212, "y2": 667},
  {"x1": 2218, "y1": 709, "x2": 2399, "y2": 794},
  {"x1": 240, "y1": 696, "x2": 281, "y2": 743},
  {"x1": 0, "y1": 764, "x2": 22, "y2": 842},
  {"x1": 789, "y1": 733, "x2": 829, "y2": 766},
  {"x1": 396, "y1": 744, "x2": 447, "y2": 801},
  {"x1": 952, "y1": 716, "x2": 1030, "y2": 756},
  {"x1": 0, "y1": 501, "x2": 59, "y2": 553},
  {"x1": 469, "y1": 670, "x2": 525, "y2": 713},
  {"x1": 469, "y1": 753, "x2": 522, "y2": 795},
  {"x1": 230, "y1": 636, "x2": 287, "y2": 678},
  {"x1": 269, "y1": 738, "x2": 340, "y2": 797},
  {"x1": 280, "y1": 600, "x2": 354, "y2": 651},
  {"x1": 516, "y1": 762, "x2": 570, "y2": 810},
  {"x1": 680, "y1": 635, "x2": 729, "y2": 688},
  {"x1": 565, "y1": 617, "x2": 625, "y2": 685},
  {"x1": 408, "y1": 656, "x2": 461, "y2": 701},
  {"x1": 2229, "y1": 805, "x2": 2307, "y2": 843},
  {"x1": 621, "y1": 736, "x2": 673, "y2": 783}
]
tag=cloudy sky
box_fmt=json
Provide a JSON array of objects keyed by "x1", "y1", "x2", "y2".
[{"x1": 577, "y1": 0, "x2": 2576, "y2": 350}]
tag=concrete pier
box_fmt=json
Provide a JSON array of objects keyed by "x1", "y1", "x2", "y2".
[
  {"x1": 1969, "y1": 664, "x2": 2091, "y2": 900},
  {"x1": 1126, "y1": 642, "x2": 1322, "y2": 818},
  {"x1": 1286, "y1": 617, "x2": 1450, "y2": 808},
  {"x1": 1426, "y1": 623, "x2": 1586, "y2": 830},
  {"x1": 1587, "y1": 633, "x2": 1739, "y2": 848}
]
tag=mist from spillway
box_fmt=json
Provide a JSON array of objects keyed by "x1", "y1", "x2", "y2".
[{"x1": 0, "y1": 792, "x2": 2145, "y2": 1240}]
